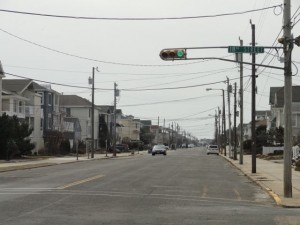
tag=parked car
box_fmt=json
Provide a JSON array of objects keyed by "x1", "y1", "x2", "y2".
[
  {"x1": 152, "y1": 144, "x2": 167, "y2": 156},
  {"x1": 206, "y1": 145, "x2": 219, "y2": 155},
  {"x1": 115, "y1": 144, "x2": 129, "y2": 152}
]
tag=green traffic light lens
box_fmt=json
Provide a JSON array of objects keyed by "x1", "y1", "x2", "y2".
[{"x1": 177, "y1": 50, "x2": 184, "y2": 58}]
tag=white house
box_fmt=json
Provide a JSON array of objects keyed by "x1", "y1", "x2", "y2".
[{"x1": 60, "y1": 95, "x2": 100, "y2": 149}]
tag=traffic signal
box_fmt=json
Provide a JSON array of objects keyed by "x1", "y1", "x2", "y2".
[
  {"x1": 160, "y1": 49, "x2": 186, "y2": 60},
  {"x1": 295, "y1": 35, "x2": 300, "y2": 47}
]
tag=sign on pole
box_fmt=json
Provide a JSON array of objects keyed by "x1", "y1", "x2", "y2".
[{"x1": 228, "y1": 46, "x2": 264, "y2": 53}]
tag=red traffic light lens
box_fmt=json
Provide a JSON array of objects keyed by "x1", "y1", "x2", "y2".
[{"x1": 169, "y1": 51, "x2": 176, "y2": 57}]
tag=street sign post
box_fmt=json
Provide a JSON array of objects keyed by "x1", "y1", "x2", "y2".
[{"x1": 228, "y1": 46, "x2": 264, "y2": 53}]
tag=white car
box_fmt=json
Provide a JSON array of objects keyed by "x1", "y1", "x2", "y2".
[
  {"x1": 206, "y1": 145, "x2": 219, "y2": 155},
  {"x1": 152, "y1": 144, "x2": 167, "y2": 156}
]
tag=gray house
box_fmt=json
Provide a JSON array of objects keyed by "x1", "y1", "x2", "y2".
[{"x1": 269, "y1": 86, "x2": 300, "y2": 139}]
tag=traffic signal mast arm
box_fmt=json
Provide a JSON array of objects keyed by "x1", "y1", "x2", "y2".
[{"x1": 160, "y1": 46, "x2": 284, "y2": 70}]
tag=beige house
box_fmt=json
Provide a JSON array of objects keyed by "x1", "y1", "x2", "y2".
[
  {"x1": 2, "y1": 79, "x2": 44, "y2": 153},
  {"x1": 118, "y1": 115, "x2": 141, "y2": 143}
]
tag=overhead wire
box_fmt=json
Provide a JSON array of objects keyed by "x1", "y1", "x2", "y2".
[
  {"x1": 4, "y1": 71, "x2": 251, "y2": 92},
  {"x1": 0, "y1": 5, "x2": 282, "y2": 21},
  {"x1": 0, "y1": 27, "x2": 203, "y2": 67}
]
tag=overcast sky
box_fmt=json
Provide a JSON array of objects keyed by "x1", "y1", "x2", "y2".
[{"x1": 0, "y1": 0, "x2": 300, "y2": 140}]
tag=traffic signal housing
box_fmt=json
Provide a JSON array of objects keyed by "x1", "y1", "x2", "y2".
[
  {"x1": 295, "y1": 35, "x2": 300, "y2": 47},
  {"x1": 160, "y1": 49, "x2": 186, "y2": 61}
]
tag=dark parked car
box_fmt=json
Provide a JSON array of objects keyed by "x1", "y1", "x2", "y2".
[{"x1": 116, "y1": 144, "x2": 129, "y2": 152}]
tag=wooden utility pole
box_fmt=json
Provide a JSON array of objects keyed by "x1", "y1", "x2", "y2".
[
  {"x1": 233, "y1": 82, "x2": 237, "y2": 160},
  {"x1": 227, "y1": 77, "x2": 232, "y2": 158},
  {"x1": 251, "y1": 21, "x2": 257, "y2": 173},
  {"x1": 91, "y1": 67, "x2": 95, "y2": 158},
  {"x1": 239, "y1": 38, "x2": 244, "y2": 165},
  {"x1": 283, "y1": 0, "x2": 292, "y2": 198},
  {"x1": 113, "y1": 82, "x2": 117, "y2": 157}
]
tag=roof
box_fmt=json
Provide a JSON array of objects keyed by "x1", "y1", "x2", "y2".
[
  {"x1": 60, "y1": 95, "x2": 92, "y2": 107},
  {"x1": 2, "y1": 79, "x2": 60, "y2": 95},
  {"x1": 97, "y1": 105, "x2": 114, "y2": 113},
  {"x1": 140, "y1": 120, "x2": 152, "y2": 126},
  {"x1": 2, "y1": 79, "x2": 33, "y2": 94}
]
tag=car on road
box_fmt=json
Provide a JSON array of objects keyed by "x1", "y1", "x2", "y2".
[
  {"x1": 152, "y1": 144, "x2": 167, "y2": 156},
  {"x1": 206, "y1": 145, "x2": 219, "y2": 155}
]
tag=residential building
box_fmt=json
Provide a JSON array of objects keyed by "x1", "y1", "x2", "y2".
[
  {"x1": 62, "y1": 116, "x2": 81, "y2": 151},
  {"x1": 269, "y1": 86, "x2": 300, "y2": 139},
  {"x1": 32, "y1": 83, "x2": 60, "y2": 132},
  {"x1": 0, "y1": 61, "x2": 4, "y2": 114},
  {"x1": 118, "y1": 115, "x2": 141, "y2": 142},
  {"x1": 2, "y1": 79, "x2": 44, "y2": 153},
  {"x1": 60, "y1": 95, "x2": 100, "y2": 149}
]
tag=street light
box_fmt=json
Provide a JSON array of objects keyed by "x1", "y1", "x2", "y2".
[{"x1": 206, "y1": 88, "x2": 227, "y2": 156}]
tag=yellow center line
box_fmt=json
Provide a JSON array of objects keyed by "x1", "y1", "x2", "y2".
[{"x1": 57, "y1": 174, "x2": 105, "y2": 190}]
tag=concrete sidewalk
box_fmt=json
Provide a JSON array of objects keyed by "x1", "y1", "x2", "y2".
[
  {"x1": 0, "y1": 152, "x2": 144, "y2": 173},
  {"x1": 222, "y1": 154, "x2": 300, "y2": 208}
]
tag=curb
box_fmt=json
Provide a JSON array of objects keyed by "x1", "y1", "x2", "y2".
[
  {"x1": 220, "y1": 154, "x2": 284, "y2": 207},
  {"x1": 0, "y1": 153, "x2": 145, "y2": 173}
]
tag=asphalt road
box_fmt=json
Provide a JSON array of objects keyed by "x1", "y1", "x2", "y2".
[{"x1": 0, "y1": 148, "x2": 299, "y2": 225}]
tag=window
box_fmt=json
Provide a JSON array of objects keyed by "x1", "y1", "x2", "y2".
[
  {"x1": 48, "y1": 93, "x2": 52, "y2": 106},
  {"x1": 18, "y1": 101, "x2": 23, "y2": 113},
  {"x1": 37, "y1": 92, "x2": 44, "y2": 105},
  {"x1": 66, "y1": 108, "x2": 71, "y2": 116},
  {"x1": 292, "y1": 114, "x2": 297, "y2": 127},
  {"x1": 13, "y1": 100, "x2": 17, "y2": 112},
  {"x1": 40, "y1": 118, "x2": 43, "y2": 131},
  {"x1": 2, "y1": 99, "x2": 9, "y2": 111}
]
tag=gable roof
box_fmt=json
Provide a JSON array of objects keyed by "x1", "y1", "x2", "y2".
[
  {"x1": 60, "y1": 95, "x2": 92, "y2": 107},
  {"x1": 2, "y1": 79, "x2": 33, "y2": 94}
]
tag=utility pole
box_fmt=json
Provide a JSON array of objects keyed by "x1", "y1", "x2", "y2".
[
  {"x1": 218, "y1": 107, "x2": 221, "y2": 151},
  {"x1": 215, "y1": 110, "x2": 218, "y2": 145},
  {"x1": 163, "y1": 118, "x2": 165, "y2": 144},
  {"x1": 239, "y1": 38, "x2": 244, "y2": 165},
  {"x1": 113, "y1": 82, "x2": 118, "y2": 157},
  {"x1": 222, "y1": 89, "x2": 227, "y2": 156},
  {"x1": 283, "y1": 0, "x2": 292, "y2": 198},
  {"x1": 168, "y1": 123, "x2": 171, "y2": 147},
  {"x1": 251, "y1": 21, "x2": 257, "y2": 173},
  {"x1": 234, "y1": 82, "x2": 237, "y2": 160},
  {"x1": 90, "y1": 67, "x2": 96, "y2": 158},
  {"x1": 227, "y1": 77, "x2": 232, "y2": 158}
]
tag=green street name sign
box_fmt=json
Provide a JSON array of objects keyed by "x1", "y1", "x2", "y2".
[{"x1": 228, "y1": 46, "x2": 264, "y2": 53}]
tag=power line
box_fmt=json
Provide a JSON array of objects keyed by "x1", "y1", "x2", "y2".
[
  {"x1": 4, "y1": 64, "x2": 236, "y2": 76},
  {"x1": 0, "y1": 27, "x2": 203, "y2": 67},
  {"x1": 118, "y1": 94, "x2": 219, "y2": 107},
  {"x1": 4, "y1": 71, "x2": 250, "y2": 92},
  {"x1": 0, "y1": 5, "x2": 282, "y2": 21}
]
